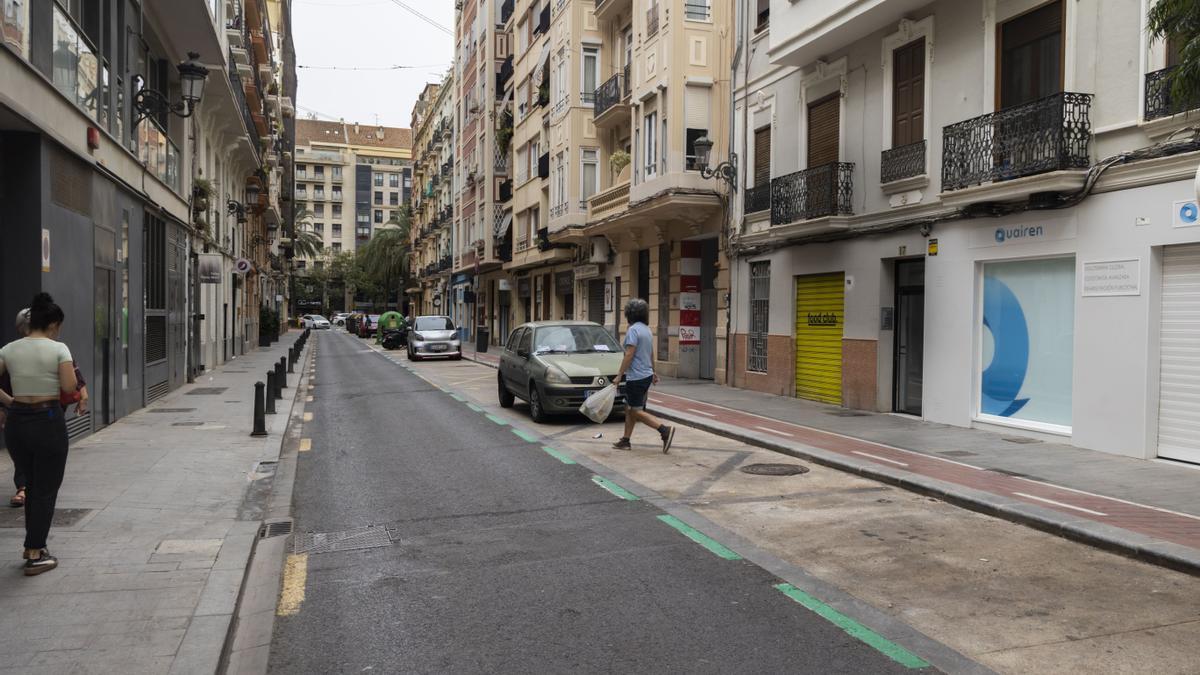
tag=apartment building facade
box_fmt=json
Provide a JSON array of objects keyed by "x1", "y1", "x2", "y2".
[
  {"x1": 410, "y1": 76, "x2": 457, "y2": 317},
  {"x1": 0, "y1": 0, "x2": 293, "y2": 439},
  {"x1": 729, "y1": 0, "x2": 1200, "y2": 462},
  {"x1": 292, "y1": 118, "x2": 412, "y2": 274}
]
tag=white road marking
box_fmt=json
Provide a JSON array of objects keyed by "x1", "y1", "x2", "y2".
[
  {"x1": 687, "y1": 408, "x2": 717, "y2": 418},
  {"x1": 754, "y1": 425, "x2": 794, "y2": 438},
  {"x1": 851, "y1": 451, "x2": 909, "y2": 467},
  {"x1": 1012, "y1": 492, "x2": 1108, "y2": 517}
]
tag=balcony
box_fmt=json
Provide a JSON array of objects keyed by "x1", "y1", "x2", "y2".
[
  {"x1": 593, "y1": 73, "x2": 628, "y2": 127},
  {"x1": 594, "y1": 0, "x2": 631, "y2": 22},
  {"x1": 880, "y1": 139, "x2": 926, "y2": 186},
  {"x1": 941, "y1": 92, "x2": 1092, "y2": 195},
  {"x1": 767, "y1": 0, "x2": 931, "y2": 67},
  {"x1": 770, "y1": 163, "x2": 855, "y2": 225},
  {"x1": 587, "y1": 181, "x2": 631, "y2": 222},
  {"x1": 1145, "y1": 66, "x2": 1199, "y2": 122},
  {"x1": 743, "y1": 183, "x2": 770, "y2": 215}
]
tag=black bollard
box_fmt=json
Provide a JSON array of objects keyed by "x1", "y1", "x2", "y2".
[
  {"x1": 251, "y1": 382, "x2": 268, "y2": 436},
  {"x1": 272, "y1": 365, "x2": 283, "y2": 400},
  {"x1": 288, "y1": 346, "x2": 296, "y2": 372},
  {"x1": 265, "y1": 372, "x2": 277, "y2": 414},
  {"x1": 277, "y1": 358, "x2": 289, "y2": 389}
]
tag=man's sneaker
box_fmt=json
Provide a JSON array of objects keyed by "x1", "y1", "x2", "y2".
[
  {"x1": 660, "y1": 426, "x2": 676, "y2": 454},
  {"x1": 611, "y1": 438, "x2": 632, "y2": 450},
  {"x1": 23, "y1": 550, "x2": 57, "y2": 576}
]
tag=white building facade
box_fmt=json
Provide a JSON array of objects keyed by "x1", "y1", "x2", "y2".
[{"x1": 729, "y1": 0, "x2": 1200, "y2": 462}]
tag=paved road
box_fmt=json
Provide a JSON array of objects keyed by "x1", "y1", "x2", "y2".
[{"x1": 268, "y1": 330, "x2": 931, "y2": 673}]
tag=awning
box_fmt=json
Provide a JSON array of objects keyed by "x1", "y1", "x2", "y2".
[
  {"x1": 533, "y1": 43, "x2": 551, "y2": 86},
  {"x1": 494, "y1": 211, "x2": 513, "y2": 238}
]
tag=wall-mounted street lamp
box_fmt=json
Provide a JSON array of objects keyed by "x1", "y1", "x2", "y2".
[
  {"x1": 693, "y1": 135, "x2": 738, "y2": 191},
  {"x1": 133, "y1": 52, "x2": 210, "y2": 126},
  {"x1": 227, "y1": 199, "x2": 247, "y2": 224}
]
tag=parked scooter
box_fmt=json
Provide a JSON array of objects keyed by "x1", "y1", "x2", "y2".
[{"x1": 382, "y1": 328, "x2": 406, "y2": 350}]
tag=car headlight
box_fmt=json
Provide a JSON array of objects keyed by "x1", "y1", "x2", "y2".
[
  {"x1": 410, "y1": 332, "x2": 423, "y2": 341},
  {"x1": 544, "y1": 366, "x2": 571, "y2": 384}
]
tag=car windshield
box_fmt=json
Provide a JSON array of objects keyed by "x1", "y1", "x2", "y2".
[
  {"x1": 533, "y1": 325, "x2": 620, "y2": 354},
  {"x1": 311, "y1": 315, "x2": 328, "y2": 322},
  {"x1": 415, "y1": 317, "x2": 454, "y2": 331}
]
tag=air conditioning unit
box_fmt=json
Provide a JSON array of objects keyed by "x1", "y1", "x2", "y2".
[{"x1": 589, "y1": 236, "x2": 610, "y2": 263}]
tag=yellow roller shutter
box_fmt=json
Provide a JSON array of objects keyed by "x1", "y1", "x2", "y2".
[{"x1": 795, "y1": 273, "x2": 845, "y2": 404}]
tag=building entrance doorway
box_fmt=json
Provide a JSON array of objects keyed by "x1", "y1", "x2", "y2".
[{"x1": 893, "y1": 259, "x2": 925, "y2": 415}]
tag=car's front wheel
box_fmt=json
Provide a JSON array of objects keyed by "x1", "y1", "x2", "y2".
[
  {"x1": 498, "y1": 374, "x2": 515, "y2": 408},
  {"x1": 528, "y1": 382, "x2": 548, "y2": 423}
]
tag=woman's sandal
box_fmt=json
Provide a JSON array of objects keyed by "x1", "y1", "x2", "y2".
[{"x1": 9, "y1": 489, "x2": 25, "y2": 508}]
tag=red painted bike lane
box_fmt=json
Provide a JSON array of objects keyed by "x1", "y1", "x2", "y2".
[{"x1": 646, "y1": 390, "x2": 1200, "y2": 554}]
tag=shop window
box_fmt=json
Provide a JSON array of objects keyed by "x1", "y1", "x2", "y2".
[{"x1": 979, "y1": 257, "x2": 1074, "y2": 430}]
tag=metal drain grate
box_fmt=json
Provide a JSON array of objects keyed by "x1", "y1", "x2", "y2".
[
  {"x1": 740, "y1": 463, "x2": 810, "y2": 476},
  {"x1": 259, "y1": 521, "x2": 293, "y2": 538},
  {"x1": 292, "y1": 525, "x2": 394, "y2": 554},
  {"x1": 937, "y1": 450, "x2": 977, "y2": 457},
  {"x1": 187, "y1": 387, "x2": 228, "y2": 395},
  {"x1": 148, "y1": 408, "x2": 196, "y2": 413},
  {"x1": 1002, "y1": 437, "x2": 1042, "y2": 444}
]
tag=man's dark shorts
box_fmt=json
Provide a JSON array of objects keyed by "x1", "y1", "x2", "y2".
[{"x1": 624, "y1": 376, "x2": 653, "y2": 409}]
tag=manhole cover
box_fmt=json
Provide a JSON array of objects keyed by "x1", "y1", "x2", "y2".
[
  {"x1": 259, "y1": 521, "x2": 294, "y2": 538},
  {"x1": 187, "y1": 387, "x2": 228, "y2": 395},
  {"x1": 0, "y1": 508, "x2": 91, "y2": 528},
  {"x1": 172, "y1": 421, "x2": 204, "y2": 427},
  {"x1": 148, "y1": 408, "x2": 196, "y2": 413},
  {"x1": 740, "y1": 463, "x2": 810, "y2": 476},
  {"x1": 292, "y1": 525, "x2": 394, "y2": 555}
]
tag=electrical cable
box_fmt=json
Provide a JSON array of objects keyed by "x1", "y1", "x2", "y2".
[
  {"x1": 383, "y1": 0, "x2": 453, "y2": 36},
  {"x1": 299, "y1": 63, "x2": 449, "y2": 71}
]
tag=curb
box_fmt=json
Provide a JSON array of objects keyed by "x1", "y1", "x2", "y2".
[
  {"x1": 220, "y1": 336, "x2": 316, "y2": 674},
  {"x1": 651, "y1": 408, "x2": 1200, "y2": 577}
]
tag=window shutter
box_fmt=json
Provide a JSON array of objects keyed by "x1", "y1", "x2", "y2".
[
  {"x1": 892, "y1": 38, "x2": 925, "y2": 147},
  {"x1": 685, "y1": 86, "x2": 709, "y2": 130},
  {"x1": 753, "y1": 127, "x2": 771, "y2": 186},
  {"x1": 806, "y1": 94, "x2": 839, "y2": 167}
]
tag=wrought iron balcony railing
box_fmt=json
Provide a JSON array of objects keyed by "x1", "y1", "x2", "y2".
[
  {"x1": 594, "y1": 73, "x2": 623, "y2": 119},
  {"x1": 1145, "y1": 66, "x2": 1198, "y2": 121},
  {"x1": 880, "y1": 139, "x2": 926, "y2": 184},
  {"x1": 623, "y1": 64, "x2": 631, "y2": 98},
  {"x1": 769, "y1": 162, "x2": 854, "y2": 225},
  {"x1": 941, "y1": 91, "x2": 1092, "y2": 192},
  {"x1": 743, "y1": 183, "x2": 770, "y2": 214}
]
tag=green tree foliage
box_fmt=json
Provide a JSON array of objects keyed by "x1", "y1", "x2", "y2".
[{"x1": 1148, "y1": 0, "x2": 1200, "y2": 108}]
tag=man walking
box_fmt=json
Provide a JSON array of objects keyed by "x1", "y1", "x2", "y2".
[{"x1": 612, "y1": 298, "x2": 675, "y2": 453}]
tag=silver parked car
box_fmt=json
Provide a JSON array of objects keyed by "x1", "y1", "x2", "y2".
[
  {"x1": 497, "y1": 321, "x2": 626, "y2": 423},
  {"x1": 408, "y1": 316, "x2": 462, "y2": 361}
]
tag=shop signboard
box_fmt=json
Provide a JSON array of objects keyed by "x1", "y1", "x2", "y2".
[
  {"x1": 198, "y1": 254, "x2": 223, "y2": 284},
  {"x1": 1082, "y1": 259, "x2": 1140, "y2": 297},
  {"x1": 969, "y1": 216, "x2": 1076, "y2": 248},
  {"x1": 1172, "y1": 200, "x2": 1198, "y2": 229}
]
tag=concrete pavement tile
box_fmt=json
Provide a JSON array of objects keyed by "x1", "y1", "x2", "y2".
[
  {"x1": 84, "y1": 627, "x2": 187, "y2": 656},
  {"x1": 225, "y1": 644, "x2": 271, "y2": 675},
  {"x1": 26, "y1": 651, "x2": 175, "y2": 674},
  {"x1": 213, "y1": 532, "x2": 256, "y2": 571},
  {"x1": 169, "y1": 614, "x2": 233, "y2": 675},
  {"x1": 229, "y1": 608, "x2": 276, "y2": 651},
  {"x1": 194, "y1": 569, "x2": 246, "y2": 617}
]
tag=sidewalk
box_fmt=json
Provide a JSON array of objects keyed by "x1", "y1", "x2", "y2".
[
  {"x1": 461, "y1": 345, "x2": 1200, "y2": 573},
  {"x1": 0, "y1": 336, "x2": 307, "y2": 674}
]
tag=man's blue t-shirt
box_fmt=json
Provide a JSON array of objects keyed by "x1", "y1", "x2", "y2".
[{"x1": 623, "y1": 322, "x2": 655, "y2": 381}]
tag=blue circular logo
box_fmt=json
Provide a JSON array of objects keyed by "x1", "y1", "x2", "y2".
[
  {"x1": 1180, "y1": 202, "x2": 1198, "y2": 224},
  {"x1": 994, "y1": 229, "x2": 1006, "y2": 243}
]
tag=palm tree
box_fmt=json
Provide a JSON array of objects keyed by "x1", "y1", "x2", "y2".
[
  {"x1": 360, "y1": 211, "x2": 412, "y2": 311},
  {"x1": 292, "y1": 228, "x2": 325, "y2": 260}
]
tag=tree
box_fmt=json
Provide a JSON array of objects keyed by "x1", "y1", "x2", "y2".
[
  {"x1": 1148, "y1": 0, "x2": 1200, "y2": 108},
  {"x1": 359, "y1": 211, "x2": 413, "y2": 311}
]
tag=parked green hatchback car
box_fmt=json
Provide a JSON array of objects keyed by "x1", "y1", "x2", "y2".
[{"x1": 498, "y1": 321, "x2": 627, "y2": 422}]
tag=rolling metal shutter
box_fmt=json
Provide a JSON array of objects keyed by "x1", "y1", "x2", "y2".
[
  {"x1": 1158, "y1": 244, "x2": 1200, "y2": 464},
  {"x1": 795, "y1": 273, "x2": 844, "y2": 404}
]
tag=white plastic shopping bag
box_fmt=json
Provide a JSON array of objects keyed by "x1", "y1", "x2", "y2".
[{"x1": 580, "y1": 384, "x2": 618, "y2": 424}]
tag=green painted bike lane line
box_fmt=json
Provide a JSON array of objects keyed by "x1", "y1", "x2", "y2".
[
  {"x1": 511, "y1": 428, "x2": 539, "y2": 443},
  {"x1": 541, "y1": 446, "x2": 576, "y2": 464},
  {"x1": 774, "y1": 583, "x2": 931, "y2": 670},
  {"x1": 592, "y1": 475, "x2": 639, "y2": 501},
  {"x1": 656, "y1": 515, "x2": 741, "y2": 560}
]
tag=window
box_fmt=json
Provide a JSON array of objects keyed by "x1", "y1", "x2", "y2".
[
  {"x1": 999, "y1": 0, "x2": 1062, "y2": 109},
  {"x1": 581, "y1": 149, "x2": 599, "y2": 202},
  {"x1": 582, "y1": 46, "x2": 599, "y2": 104},
  {"x1": 314, "y1": 186, "x2": 325, "y2": 200},
  {"x1": 518, "y1": 79, "x2": 530, "y2": 119},
  {"x1": 748, "y1": 261, "x2": 770, "y2": 372},
  {"x1": 297, "y1": 165, "x2": 307, "y2": 179},
  {"x1": 314, "y1": 204, "x2": 325, "y2": 217},
  {"x1": 297, "y1": 186, "x2": 308, "y2": 199},
  {"x1": 516, "y1": 144, "x2": 528, "y2": 182},
  {"x1": 553, "y1": 152, "x2": 566, "y2": 210},
  {"x1": 403, "y1": 173, "x2": 412, "y2": 188},
  {"x1": 684, "y1": 86, "x2": 710, "y2": 170},
  {"x1": 314, "y1": 260, "x2": 324, "y2": 270},
  {"x1": 389, "y1": 192, "x2": 399, "y2": 206},
  {"x1": 754, "y1": 127, "x2": 771, "y2": 186},
  {"x1": 755, "y1": 0, "x2": 769, "y2": 32},
  {"x1": 332, "y1": 243, "x2": 342, "y2": 253},
  {"x1": 313, "y1": 222, "x2": 324, "y2": 234},
  {"x1": 979, "y1": 257, "x2": 1075, "y2": 430},
  {"x1": 332, "y1": 223, "x2": 342, "y2": 237},
  {"x1": 51, "y1": 6, "x2": 99, "y2": 122},
  {"x1": 374, "y1": 173, "x2": 384, "y2": 187},
  {"x1": 374, "y1": 191, "x2": 383, "y2": 205},
  {"x1": 296, "y1": 260, "x2": 306, "y2": 269},
  {"x1": 332, "y1": 204, "x2": 342, "y2": 218},
  {"x1": 555, "y1": 49, "x2": 568, "y2": 106},
  {"x1": 332, "y1": 166, "x2": 342, "y2": 180},
  {"x1": 332, "y1": 187, "x2": 342, "y2": 200},
  {"x1": 685, "y1": 0, "x2": 710, "y2": 21},
  {"x1": 315, "y1": 165, "x2": 325, "y2": 177},
  {"x1": 374, "y1": 209, "x2": 383, "y2": 223},
  {"x1": 644, "y1": 111, "x2": 658, "y2": 177},
  {"x1": 807, "y1": 93, "x2": 840, "y2": 168},
  {"x1": 389, "y1": 173, "x2": 399, "y2": 187},
  {"x1": 892, "y1": 38, "x2": 925, "y2": 147}
]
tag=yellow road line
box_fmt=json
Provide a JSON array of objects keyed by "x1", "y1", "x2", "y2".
[
  {"x1": 277, "y1": 553, "x2": 308, "y2": 616},
  {"x1": 306, "y1": 396, "x2": 314, "y2": 403},
  {"x1": 303, "y1": 412, "x2": 313, "y2": 422},
  {"x1": 298, "y1": 438, "x2": 311, "y2": 452}
]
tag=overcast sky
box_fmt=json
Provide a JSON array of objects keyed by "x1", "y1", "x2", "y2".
[{"x1": 291, "y1": 0, "x2": 455, "y2": 130}]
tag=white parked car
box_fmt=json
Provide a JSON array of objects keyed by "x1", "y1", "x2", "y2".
[
  {"x1": 303, "y1": 315, "x2": 331, "y2": 330},
  {"x1": 332, "y1": 312, "x2": 350, "y2": 327}
]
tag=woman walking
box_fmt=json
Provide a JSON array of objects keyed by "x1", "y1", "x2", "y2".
[{"x1": 0, "y1": 293, "x2": 77, "y2": 575}]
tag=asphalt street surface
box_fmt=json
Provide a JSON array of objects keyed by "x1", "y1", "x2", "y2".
[{"x1": 268, "y1": 331, "x2": 931, "y2": 673}]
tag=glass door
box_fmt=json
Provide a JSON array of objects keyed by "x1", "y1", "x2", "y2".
[{"x1": 893, "y1": 260, "x2": 924, "y2": 415}]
